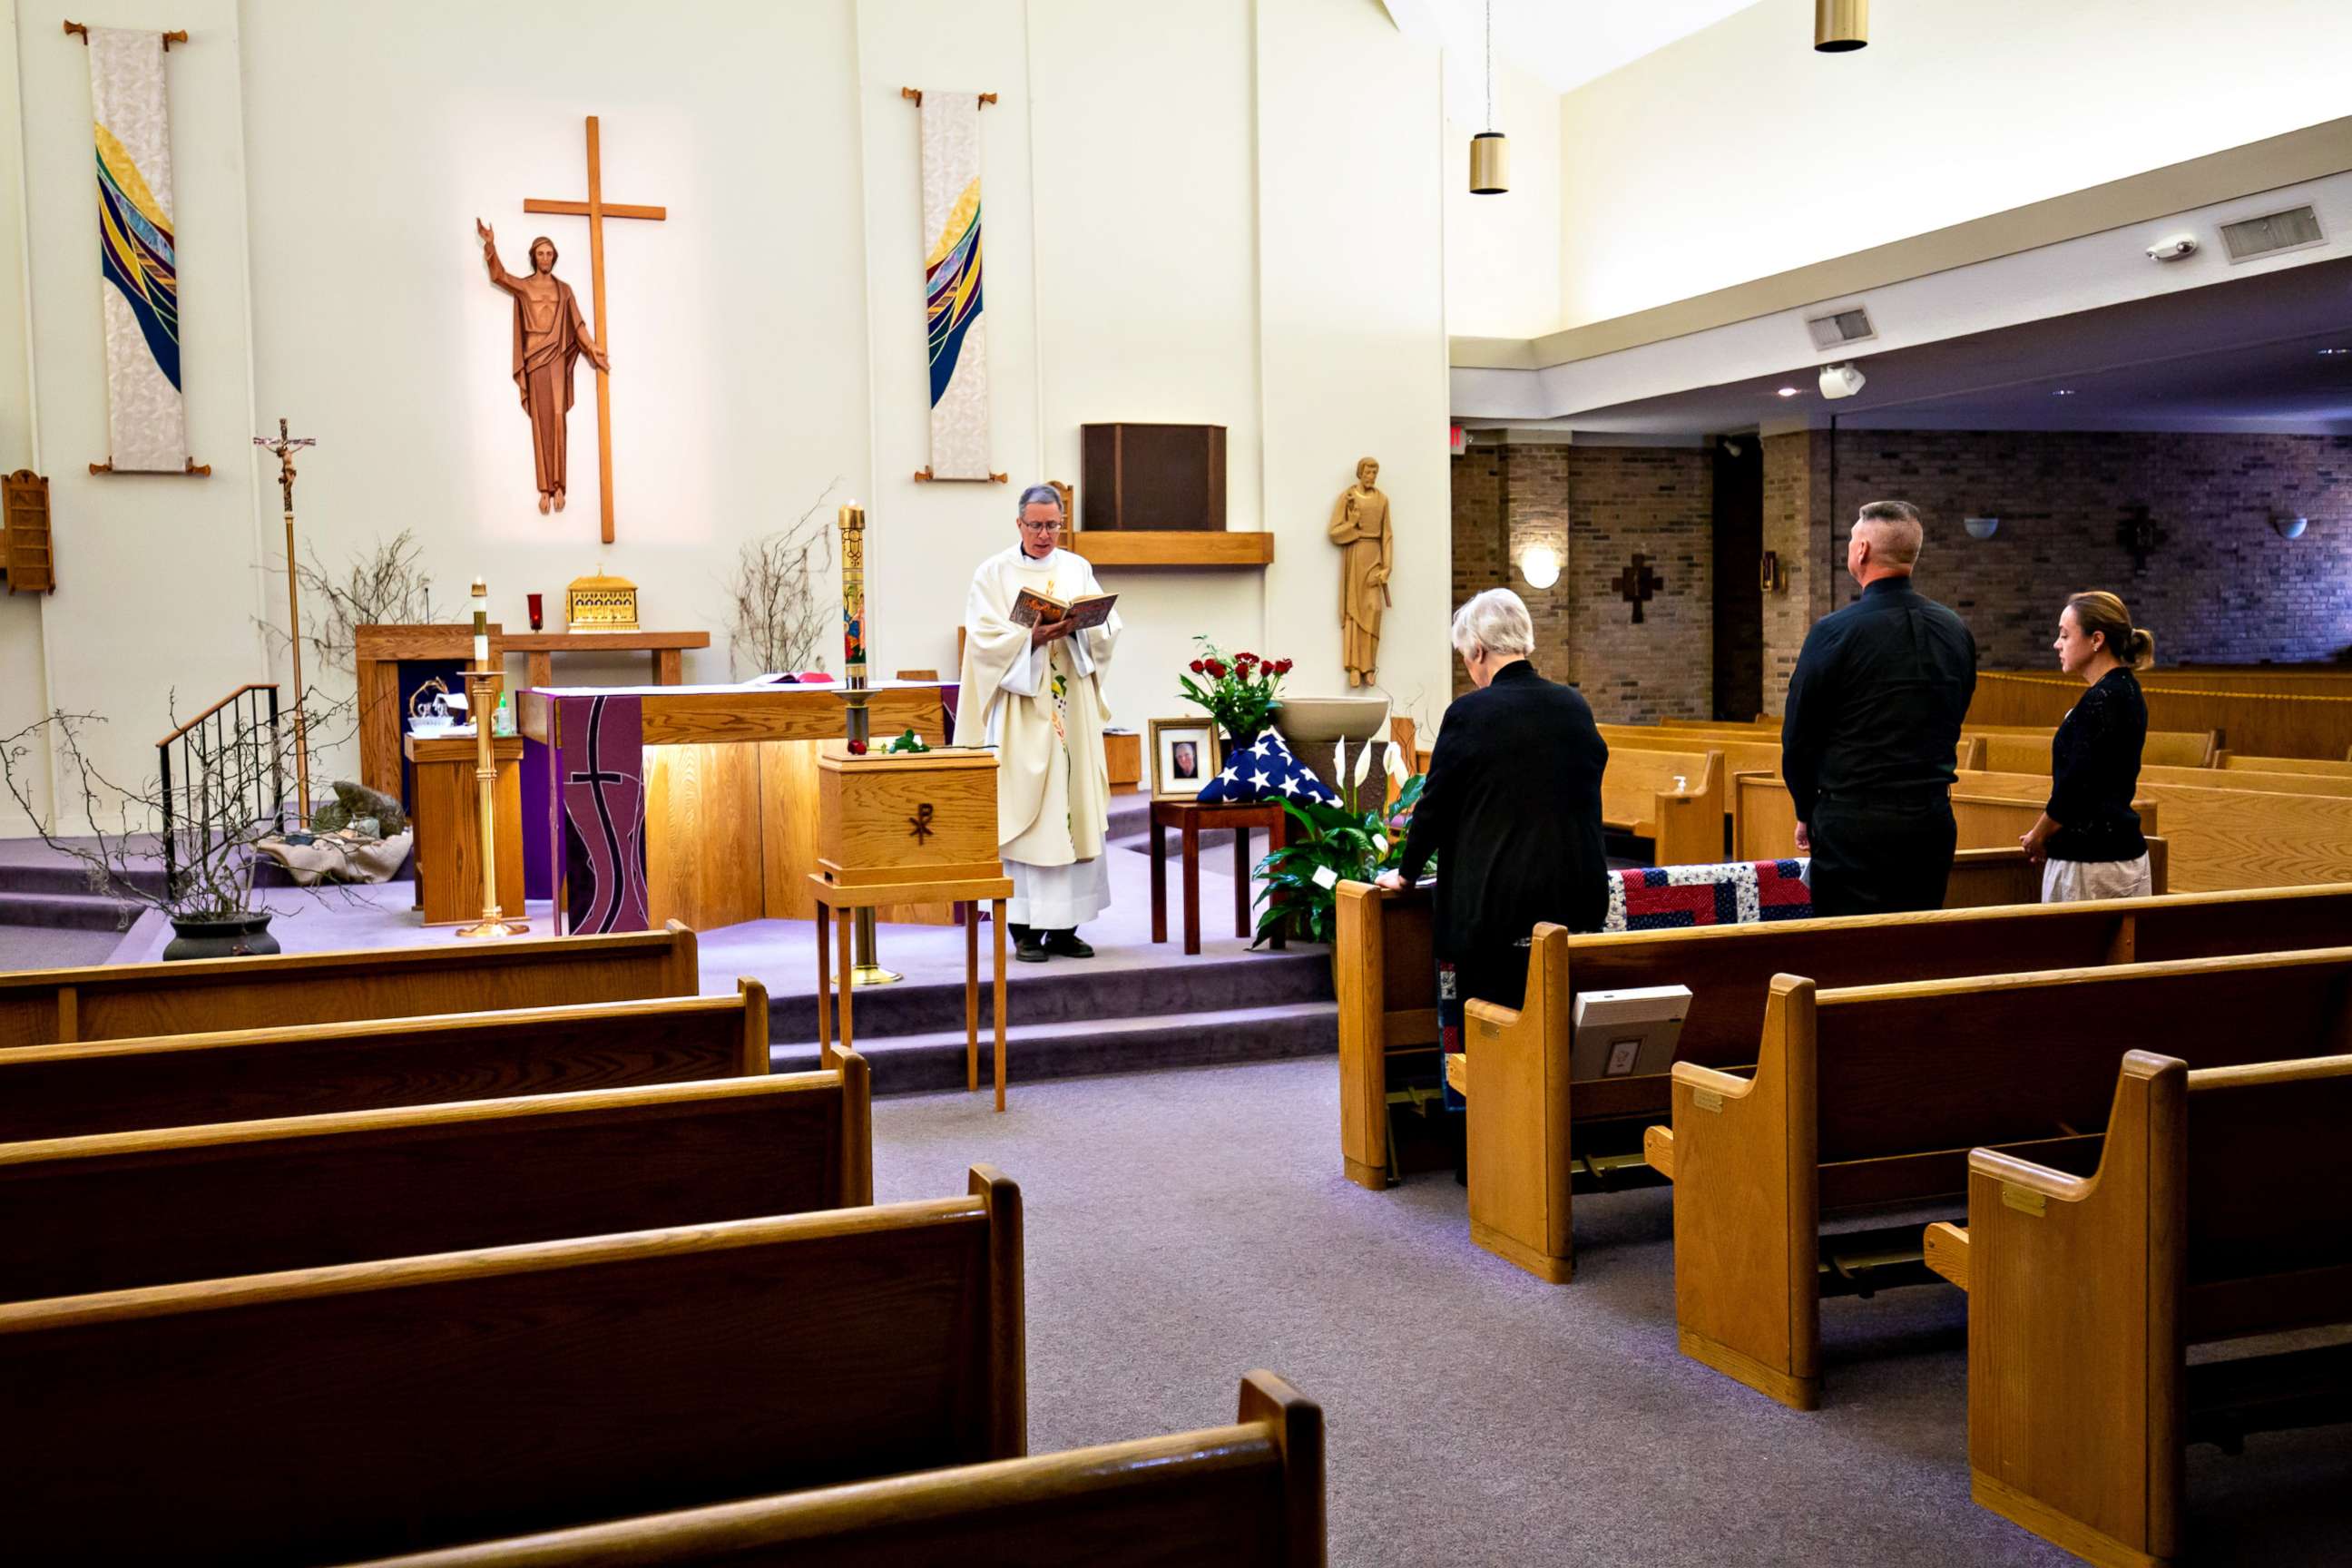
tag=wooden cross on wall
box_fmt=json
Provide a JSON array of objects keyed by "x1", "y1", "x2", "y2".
[
  {"x1": 524, "y1": 117, "x2": 667, "y2": 545},
  {"x1": 1613, "y1": 553, "x2": 1664, "y2": 623}
]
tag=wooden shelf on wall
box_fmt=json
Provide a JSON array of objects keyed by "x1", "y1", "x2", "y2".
[{"x1": 1064, "y1": 531, "x2": 1273, "y2": 569}]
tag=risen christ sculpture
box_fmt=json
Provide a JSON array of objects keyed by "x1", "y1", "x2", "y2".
[{"x1": 475, "y1": 220, "x2": 610, "y2": 514}]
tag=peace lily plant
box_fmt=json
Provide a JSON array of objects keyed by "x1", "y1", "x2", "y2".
[{"x1": 1252, "y1": 736, "x2": 1426, "y2": 946}]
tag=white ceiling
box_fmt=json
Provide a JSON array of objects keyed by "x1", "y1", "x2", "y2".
[{"x1": 1421, "y1": 0, "x2": 1767, "y2": 94}]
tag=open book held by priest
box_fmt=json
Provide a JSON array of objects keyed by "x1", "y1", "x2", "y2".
[{"x1": 1009, "y1": 586, "x2": 1118, "y2": 632}]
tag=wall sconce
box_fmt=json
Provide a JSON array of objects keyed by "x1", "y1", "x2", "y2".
[
  {"x1": 1759, "y1": 550, "x2": 1786, "y2": 593},
  {"x1": 1518, "y1": 543, "x2": 1561, "y2": 590},
  {"x1": 2272, "y1": 515, "x2": 2310, "y2": 540},
  {"x1": 1964, "y1": 516, "x2": 2000, "y2": 540}
]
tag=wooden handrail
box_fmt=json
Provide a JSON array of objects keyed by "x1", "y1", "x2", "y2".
[{"x1": 157, "y1": 684, "x2": 279, "y2": 749}]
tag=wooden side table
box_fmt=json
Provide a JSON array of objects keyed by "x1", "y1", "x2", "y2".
[
  {"x1": 1150, "y1": 799, "x2": 1290, "y2": 956},
  {"x1": 810, "y1": 873, "x2": 1014, "y2": 1111},
  {"x1": 404, "y1": 732, "x2": 525, "y2": 926}
]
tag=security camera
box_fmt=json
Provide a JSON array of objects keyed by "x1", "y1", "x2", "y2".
[
  {"x1": 1818, "y1": 362, "x2": 1867, "y2": 400},
  {"x1": 2146, "y1": 235, "x2": 2198, "y2": 262}
]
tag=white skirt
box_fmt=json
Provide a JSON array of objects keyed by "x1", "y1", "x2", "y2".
[
  {"x1": 1006, "y1": 854, "x2": 1109, "y2": 929},
  {"x1": 2041, "y1": 854, "x2": 2152, "y2": 904}
]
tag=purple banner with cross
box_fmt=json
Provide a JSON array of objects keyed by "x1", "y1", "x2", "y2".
[{"x1": 544, "y1": 692, "x2": 650, "y2": 934}]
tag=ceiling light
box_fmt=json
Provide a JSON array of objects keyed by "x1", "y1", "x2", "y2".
[
  {"x1": 1518, "y1": 544, "x2": 1560, "y2": 590},
  {"x1": 2319, "y1": 348, "x2": 2352, "y2": 358},
  {"x1": 1776, "y1": 387, "x2": 1801, "y2": 397},
  {"x1": 1815, "y1": 0, "x2": 1867, "y2": 53},
  {"x1": 1818, "y1": 362, "x2": 1867, "y2": 400},
  {"x1": 2052, "y1": 388, "x2": 2077, "y2": 397},
  {"x1": 1469, "y1": 3, "x2": 1508, "y2": 195}
]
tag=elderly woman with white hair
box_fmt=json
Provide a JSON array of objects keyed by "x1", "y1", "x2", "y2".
[{"x1": 1375, "y1": 588, "x2": 1609, "y2": 1013}]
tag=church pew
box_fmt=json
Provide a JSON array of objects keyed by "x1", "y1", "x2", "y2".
[
  {"x1": 1607, "y1": 726, "x2": 1984, "y2": 852},
  {"x1": 0, "y1": 1063, "x2": 871, "y2": 1301},
  {"x1": 1728, "y1": 769, "x2": 2166, "y2": 867},
  {"x1": 1970, "y1": 727, "x2": 2219, "y2": 771},
  {"x1": 0, "y1": 983, "x2": 772, "y2": 1143},
  {"x1": 1934, "y1": 1050, "x2": 2352, "y2": 1568},
  {"x1": 1647, "y1": 949, "x2": 2352, "y2": 1410},
  {"x1": 1332, "y1": 846, "x2": 2170, "y2": 1193},
  {"x1": 1600, "y1": 747, "x2": 1723, "y2": 867},
  {"x1": 349, "y1": 1371, "x2": 1326, "y2": 1568},
  {"x1": 2143, "y1": 762, "x2": 2352, "y2": 798},
  {"x1": 1969, "y1": 670, "x2": 2352, "y2": 760},
  {"x1": 2215, "y1": 749, "x2": 2352, "y2": 777},
  {"x1": 1457, "y1": 881, "x2": 2347, "y2": 1279},
  {"x1": 0, "y1": 1167, "x2": 1023, "y2": 1565},
  {"x1": 0, "y1": 921, "x2": 700, "y2": 1051}
]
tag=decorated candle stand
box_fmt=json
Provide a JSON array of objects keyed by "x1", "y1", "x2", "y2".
[{"x1": 456, "y1": 577, "x2": 527, "y2": 938}]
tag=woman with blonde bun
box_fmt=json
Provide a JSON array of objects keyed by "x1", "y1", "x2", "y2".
[{"x1": 2020, "y1": 591, "x2": 2155, "y2": 901}]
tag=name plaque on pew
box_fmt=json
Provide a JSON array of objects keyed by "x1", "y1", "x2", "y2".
[{"x1": 815, "y1": 743, "x2": 1002, "y2": 889}]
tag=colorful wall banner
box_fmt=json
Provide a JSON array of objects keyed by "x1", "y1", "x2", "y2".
[
  {"x1": 87, "y1": 26, "x2": 189, "y2": 474},
  {"x1": 918, "y1": 93, "x2": 991, "y2": 480}
]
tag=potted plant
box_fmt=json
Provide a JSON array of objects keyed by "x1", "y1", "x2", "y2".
[
  {"x1": 1251, "y1": 740, "x2": 1427, "y2": 946},
  {"x1": 2, "y1": 691, "x2": 363, "y2": 961},
  {"x1": 1176, "y1": 638, "x2": 1292, "y2": 749}
]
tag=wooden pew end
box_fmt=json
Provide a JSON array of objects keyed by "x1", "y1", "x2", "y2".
[
  {"x1": 1642, "y1": 1123, "x2": 1674, "y2": 1181},
  {"x1": 1923, "y1": 1221, "x2": 1969, "y2": 1290}
]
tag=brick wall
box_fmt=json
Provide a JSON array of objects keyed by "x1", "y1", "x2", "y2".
[
  {"x1": 1819, "y1": 431, "x2": 2352, "y2": 670},
  {"x1": 1448, "y1": 442, "x2": 1712, "y2": 719},
  {"x1": 1760, "y1": 430, "x2": 1830, "y2": 716}
]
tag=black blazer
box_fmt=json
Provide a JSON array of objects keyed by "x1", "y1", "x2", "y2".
[{"x1": 1398, "y1": 661, "x2": 1610, "y2": 963}]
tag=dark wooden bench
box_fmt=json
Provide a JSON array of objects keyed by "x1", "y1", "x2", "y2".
[
  {"x1": 0, "y1": 921, "x2": 700, "y2": 1049},
  {"x1": 1649, "y1": 950, "x2": 2352, "y2": 1411},
  {"x1": 1459, "y1": 882, "x2": 2352, "y2": 1284},
  {"x1": 0, "y1": 1167, "x2": 1021, "y2": 1564},
  {"x1": 0, "y1": 981, "x2": 770, "y2": 1142},
  {"x1": 350, "y1": 1371, "x2": 1326, "y2": 1568},
  {"x1": 0, "y1": 1059, "x2": 868, "y2": 1301},
  {"x1": 1926, "y1": 1049, "x2": 2352, "y2": 1568}
]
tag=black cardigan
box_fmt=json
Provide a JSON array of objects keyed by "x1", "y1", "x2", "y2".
[
  {"x1": 1398, "y1": 662, "x2": 1610, "y2": 961},
  {"x1": 2045, "y1": 668, "x2": 2149, "y2": 862}
]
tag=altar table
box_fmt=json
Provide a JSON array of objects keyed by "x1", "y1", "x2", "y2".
[{"x1": 518, "y1": 681, "x2": 956, "y2": 934}]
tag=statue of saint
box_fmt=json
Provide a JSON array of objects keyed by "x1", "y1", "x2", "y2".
[
  {"x1": 475, "y1": 220, "x2": 610, "y2": 514},
  {"x1": 1327, "y1": 456, "x2": 1393, "y2": 688}
]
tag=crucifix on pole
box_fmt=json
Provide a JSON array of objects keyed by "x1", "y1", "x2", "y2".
[
  {"x1": 523, "y1": 116, "x2": 667, "y2": 545},
  {"x1": 254, "y1": 417, "x2": 317, "y2": 822}
]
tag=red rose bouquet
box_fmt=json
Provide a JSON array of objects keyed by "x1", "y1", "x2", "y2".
[{"x1": 1176, "y1": 637, "x2": 1291, "y2": 741}]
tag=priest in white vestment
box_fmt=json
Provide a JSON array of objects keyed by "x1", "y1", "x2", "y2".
[{"x1": 953, "y1": 485, "x2": 1123, "y2": 961}]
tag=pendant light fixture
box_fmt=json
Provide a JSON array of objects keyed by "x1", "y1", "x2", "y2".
[
  {"x1": 1470, "y1": 1, "x2": 1508, "y2": 194},
  {"x1": 1815, "y1": 0, "x2": 1868, "y2": 52}
]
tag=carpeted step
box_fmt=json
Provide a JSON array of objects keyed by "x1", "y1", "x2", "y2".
[
  {"x1": 0, "y1": 859, "x2": 168, "y2": 900},
  {"x1": 773, "y1": 1000, "x2": 1338, "y2": 1093},
  {"x1": 0, "y1": 925, "x2": 126, "y2": 970},
  {"x1": 766, "y1": 946, "x2": 1333, "y2": 1043},
  {"x1": 0, "y1": 890, "x2": 142, "y2": 934}
]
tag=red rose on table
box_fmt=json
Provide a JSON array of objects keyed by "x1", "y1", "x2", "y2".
[
  {"x1": 1237, "y1": 652, "x2": 1257, "y2": 665},
  {"x1": 1190, "y1": 659, "x2": 1206, "y2": 673},
  {"x1": 848, "y1": 739, "x2": 867, "y2": 754},
  {"x1": 1275, "y1": 658, "x2": 1293, "y2": 674},
  {"x1": 1205, "y1": 660, "x2": 1228, "y2": 679}
]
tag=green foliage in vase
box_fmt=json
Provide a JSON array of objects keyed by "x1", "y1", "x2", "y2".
[
  {"x1": 1251, "y1": 774, "x2": 1427, "y2": 946},
  {"x1": 1175, "y1": 637, "x2": 1293, "y2": 740}
]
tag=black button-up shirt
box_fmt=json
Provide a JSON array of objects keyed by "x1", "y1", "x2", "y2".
[{"x1": 1780, "y1": 577, "x2": 1978, "y2": 822}]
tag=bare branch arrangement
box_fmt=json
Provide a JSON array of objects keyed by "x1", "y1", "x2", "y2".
[
  {"x1": 260, "y1": 531, "x2": 440, "y2": 671},
  {"x1": 0, "y1": 688, "x2": 363, "y2": 925},
  {"x1": 724, "y1": 483, "x2": 841, "y2": 678}
]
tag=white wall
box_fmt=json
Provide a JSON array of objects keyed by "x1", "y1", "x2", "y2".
[
  {"x1": 1443, "y1": 57, "x2": 1558, "y2": 339},
  {"x1": 1259, "y1": 0, "x2": 1452, "y2": 739},
  {"x1": 0, "y1": 0, "x2": 47, "y2": 835},
  {"x1": 14, "y1": 0, "x2": 261, "y2": 825},
  {"x1": 1556, "y1": 0, "x2": 2352, "y2": 328},
  {"x1": 2, "y1": 0, "x2": 1462, "y2": 832}
]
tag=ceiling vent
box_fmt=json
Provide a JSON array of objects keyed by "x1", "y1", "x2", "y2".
[
  {"x1": 2219, "y1": 205, "x2": 2325, "y2": 263},
  {"x1": 1805, "y1": 305, "x2": 1877, "y2": 350}
]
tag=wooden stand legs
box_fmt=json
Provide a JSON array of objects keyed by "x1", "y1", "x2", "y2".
[{"x1": 814, "y1": 887, "x2": 1012, "y2": 1112}]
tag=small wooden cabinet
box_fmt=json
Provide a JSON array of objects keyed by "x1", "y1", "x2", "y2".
[
  {"x1": 405, "y1": 733, "x2": 526, "y2": 925},
  {"x1": 1, "y1": 470, "x2": 54, "y2": 594},
  {"x1": 816, "y1": 743, "x2": 1000, "y2": 888}
]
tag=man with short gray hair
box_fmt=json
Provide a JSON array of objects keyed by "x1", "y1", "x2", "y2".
[
  {"x1": 953, "y1": 484, "x2": 1122, "y2": 961},
  {"x1": 1780, "y1": 500, "x2": 1978, "y2": 916}
]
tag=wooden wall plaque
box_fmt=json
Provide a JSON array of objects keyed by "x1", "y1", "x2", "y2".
[
  {"x1": 1078, "y1": 424, "x2": 1227, "y2": 532},
  {"x1": 1, "y1": 470, "x2": 54, "y2": 594}
]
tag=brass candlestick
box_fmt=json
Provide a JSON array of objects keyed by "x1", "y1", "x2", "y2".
[{"x1": 455, "y1": 668, "x2": 528, "y2": 938}]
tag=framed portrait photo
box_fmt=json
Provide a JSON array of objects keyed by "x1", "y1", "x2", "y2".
[{"x1": 1149, "y1": 718, "x2": 1220, "y2": 801}]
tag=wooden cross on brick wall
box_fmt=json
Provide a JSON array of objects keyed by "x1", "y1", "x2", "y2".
[{"x1": 1613, "y1": 553, "x2": 1664, "y2": 623}]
